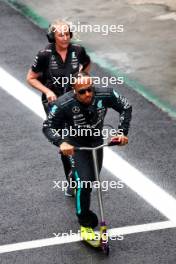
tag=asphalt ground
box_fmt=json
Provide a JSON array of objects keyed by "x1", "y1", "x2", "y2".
[{"x1": 1, "y1": 1, "x2": 176, "y2": 263}]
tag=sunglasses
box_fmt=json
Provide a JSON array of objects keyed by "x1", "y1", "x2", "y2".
[{"x1": 77, "y1": 87, "x2": 93, "y2": 95}]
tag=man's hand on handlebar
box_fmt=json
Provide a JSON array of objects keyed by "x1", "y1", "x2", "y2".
[
  {"x1": 60, "y1": 142, "x2": 75, "y2": 156},
  {"x1": 111, "y1": 135, "x2": 128, "y2": 146}
]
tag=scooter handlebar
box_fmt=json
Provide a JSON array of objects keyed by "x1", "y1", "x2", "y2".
[
  {"x1": 107, "y1": 137, "x2": 121, "y2": 146},
  {"x1": 59, "y1": 138, "x2": 121, "y2": 153},
  {"x1": 74, "y1": 138, "x2": 121, "y2": 151}
]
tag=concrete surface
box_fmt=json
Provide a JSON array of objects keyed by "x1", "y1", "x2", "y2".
[
  {"x1": 13, "y1": 0, "x2": 176, "y2": 111},
  {"x1": 129, "y1": 0, "x2": 176, "y2": 11}
]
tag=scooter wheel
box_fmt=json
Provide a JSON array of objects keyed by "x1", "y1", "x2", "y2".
[{"x1": 102, "y1": 243, "x2": 110, "y2": 256}]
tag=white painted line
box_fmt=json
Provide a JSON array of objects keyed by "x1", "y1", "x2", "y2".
[
  {"x1": 0, "y1": 233, "x2": 81, "y2": 254},
  {"x1": 0, "y1": 221, "x2": 175, "y2": 254},
  {"x1": 1, "y1": 67, "x2": 176, "y2": 222},
  {"x1": 104, "y1": 149, "x2": 176, "y2": 221},
  {"x1": 0, "y1": 67, "x2": 45, "y2": 119},
  {"x1": 108, "y1": 220, "x2": 176, "y2": 237}
]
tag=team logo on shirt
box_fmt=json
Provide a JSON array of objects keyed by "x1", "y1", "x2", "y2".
[
  {"x1": 72, "y1": 106, "x2": 80, "y2": 113},
  {"x1": 72, "y1": 51, "x2": 76, "y2": 59},
  {"x1": 51, "y1": 105, "x2": 58, "y2": 113},
  {"x1": 71, "y1": 51, "x2": 79, "y2": 69}
]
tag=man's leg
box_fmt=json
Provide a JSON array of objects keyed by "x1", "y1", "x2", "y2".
[
  {"x1": 61, "y1": 154, "x2": 73, "y2": 181},
  {"x1": 69, "y1": 148, "x2": 103, "y2": 228}
]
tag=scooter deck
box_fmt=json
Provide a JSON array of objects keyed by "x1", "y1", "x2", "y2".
[
  {"x1": 81, "y1": 229, "x2": 101, "y2": 248},
  {"x1": 83, "y1": 239, "x2": 101, "y2": 248}
]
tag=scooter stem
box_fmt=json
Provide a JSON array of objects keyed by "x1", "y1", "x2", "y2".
[{"x1": 92, "y1": 149, "x2": 105, "y2": 222}]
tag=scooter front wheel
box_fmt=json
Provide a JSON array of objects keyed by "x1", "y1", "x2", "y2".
[{"x1": 101, "y1": 241, "x2": 110, "y2": 255}]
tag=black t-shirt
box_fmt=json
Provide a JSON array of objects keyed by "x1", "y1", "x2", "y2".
[{"x1": 31, "y1": 43, "x2": 90, "y2": 101}]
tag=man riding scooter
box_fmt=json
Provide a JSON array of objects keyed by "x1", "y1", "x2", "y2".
[{"x1": 42, "y1": 72, "x2": 132, "y2": 240}]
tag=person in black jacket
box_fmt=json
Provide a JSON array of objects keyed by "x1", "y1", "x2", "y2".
[
  {"x1": 27, "y1": 19, "x2": 90, "y2": 111},
  {"x1": 43, "y1": 73, "x2": 132, "y2": 232}
]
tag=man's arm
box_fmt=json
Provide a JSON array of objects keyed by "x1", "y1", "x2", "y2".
[
  {"x1": 42, "y1": 103, "x2": 75, "y2": 155},
  {"x1": 43, "y1": 103, "x2": 67, "y2": 146},
  {"x1": 78, "y1": 46, "x2": 91, "y2": 74},
  {"x1": 107, "y1": 88, "x2": 132, "y2": 137},
  {"x1": 26, "y1": 69, "x2": 57, "y2": 102},
  {"x1": 26, "y1": 51, "x2": 57, "y2": 102}
]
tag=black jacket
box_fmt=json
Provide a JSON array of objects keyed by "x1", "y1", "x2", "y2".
[{"x1": 43, "y1": 87, "x2": 132, "y2": 147}]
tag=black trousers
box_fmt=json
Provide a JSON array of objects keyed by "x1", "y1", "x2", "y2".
[{"x1": 68, "y1": 148, "x2": 103, "y2": 226}]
